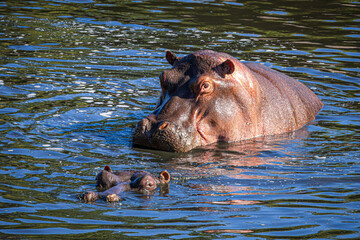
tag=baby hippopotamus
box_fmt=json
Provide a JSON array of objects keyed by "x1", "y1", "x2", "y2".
[{"x1": 79, "y1": 166, "x2": 170, "y2": 202}]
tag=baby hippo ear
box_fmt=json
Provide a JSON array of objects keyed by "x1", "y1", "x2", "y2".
[
  {"x1": 104, "y1": 165, "x2": 112, "y2": 172},
  {"x1": 220, "y1": 59, "x2": 235, "y2": 75},
  {"x1": 159, "y1": 170, "x2": 170, "y2": 184},
  {"x1": 166, "y1": 50, "x2": 178, "y2": 66}
]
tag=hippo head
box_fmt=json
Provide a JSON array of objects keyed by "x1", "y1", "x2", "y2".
[{"x1": 133, "y1": 50, "x2": 260, "y2": 152}]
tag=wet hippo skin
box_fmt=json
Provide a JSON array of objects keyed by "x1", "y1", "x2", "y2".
[
  {"x1": 133, "y1": 50, "x2": 323, "y2": 152},
  {"x1": 79, "y1": 166, "x2": 170, "y2": 202}
]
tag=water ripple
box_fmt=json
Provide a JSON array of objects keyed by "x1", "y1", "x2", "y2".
[{"x1": 0, "y1": 0, "x2": 359, "y2": 239}]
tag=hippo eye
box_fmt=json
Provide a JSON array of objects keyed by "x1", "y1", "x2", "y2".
[{"x1": 200, "y1": 81, "x2": 213, "y2": 94}]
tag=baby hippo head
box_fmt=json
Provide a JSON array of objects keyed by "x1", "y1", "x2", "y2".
[{"x1": 130, "y1": 170, "x2": 170, "y2": 191}]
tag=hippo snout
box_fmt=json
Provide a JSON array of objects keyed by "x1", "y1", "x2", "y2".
[{"x1": 133, "y1": 117, "x2": 200, "y2": 152}]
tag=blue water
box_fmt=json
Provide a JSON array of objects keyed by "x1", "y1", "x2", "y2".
[{"x1": 0, "y1": 0, "x2": 359, "y2": 239}]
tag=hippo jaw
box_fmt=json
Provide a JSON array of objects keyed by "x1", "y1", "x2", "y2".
[{"x1": 133, "y1": 116, "x2": 202, "y2": 152}]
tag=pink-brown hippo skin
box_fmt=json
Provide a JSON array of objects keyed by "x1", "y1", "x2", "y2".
[
  {"x1": 133, "y1": 50, "x2": 323, "y2": 152},
  {"x1": 79, "y1": 166, "x2": 170, "y2": 202}
]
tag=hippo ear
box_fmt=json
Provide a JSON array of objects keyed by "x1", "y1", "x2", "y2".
[
  {"x1": 166, "y1": 50, "x2": 178, "y2": 66},
  {"x1": 104, "y1": 165, "x2": 112, "y2": 172},
  {"x1": 220, "y1": 59, "x2": 235, "y2": 75}
]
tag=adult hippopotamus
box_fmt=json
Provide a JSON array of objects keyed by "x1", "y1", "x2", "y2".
[{"x1": 133, "y1": 50, "x2": 323, "y2": 152}]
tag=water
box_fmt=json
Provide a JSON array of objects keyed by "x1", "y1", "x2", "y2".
[{"x1": 0, "y1": 0, "x2": 359, "y2": 239}]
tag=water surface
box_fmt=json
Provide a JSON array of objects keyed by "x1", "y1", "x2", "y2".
[{"x1": 0, "y1": 0, "x2": 359, "y2": 239}]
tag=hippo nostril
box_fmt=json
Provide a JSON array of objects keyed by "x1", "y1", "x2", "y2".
[
  {"x1": 138, "y1": 118, "x2": 151, "y2": 132},
  {"x1": 158, "y1": 122, "x2": 169, "y2": 130}
]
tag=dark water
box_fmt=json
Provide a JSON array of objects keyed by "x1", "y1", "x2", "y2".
[{"x1": 0, "y1": 0, "x2": 359, "y2": 239}]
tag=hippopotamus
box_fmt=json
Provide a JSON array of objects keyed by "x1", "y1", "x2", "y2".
[
  {"x1": 79, "y1": 166, "x2": 170, "y2": 202},
  {"x1": 133, "y1": 50, "x2": 323, "y2": 152}
]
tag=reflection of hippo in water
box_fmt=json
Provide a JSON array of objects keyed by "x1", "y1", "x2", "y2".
[
  {"x1": 79, "y1": 166, "x2": 170, "y2": 202},
  {"x1": 133, "y1": 50, "x2": 323, "y2": 152}
]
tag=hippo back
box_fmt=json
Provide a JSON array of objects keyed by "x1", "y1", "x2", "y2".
[{"x1": 244, "y1": 62, "x2": 323, "y2": 136}]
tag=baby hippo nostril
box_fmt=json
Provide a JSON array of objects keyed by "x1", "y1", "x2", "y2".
[{"x1": 158, "y1": 122, "x2": 169, "y2": 130}]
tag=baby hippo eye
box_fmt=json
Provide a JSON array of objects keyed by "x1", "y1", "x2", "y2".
[{"x1": 139, "y1": 175, "x2": 157, "y2": 191}]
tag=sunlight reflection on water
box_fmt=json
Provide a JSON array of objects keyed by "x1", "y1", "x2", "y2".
[{"x1": 0, "y1": 0, "x2": 359, "y2": 239}]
